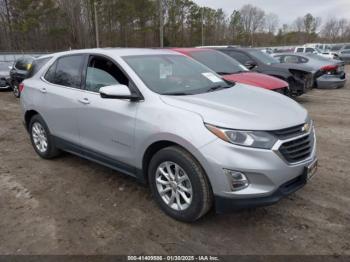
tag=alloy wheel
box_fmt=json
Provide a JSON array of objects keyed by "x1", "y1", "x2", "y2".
[
  {"x1": 155, "y1": 161, "x2": 193, "y2": 211},
  {"x1": 32, "y1": 122, "x2": 48, "y2": 153}
]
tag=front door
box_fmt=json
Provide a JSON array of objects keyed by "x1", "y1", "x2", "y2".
[{"x1": 76, "y1": 55, "x2": 139, "y2": 170}]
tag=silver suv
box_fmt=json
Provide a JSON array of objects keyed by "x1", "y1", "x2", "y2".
[{"x1": 20, "y1": 49, "x2": 318, "y2": 222}]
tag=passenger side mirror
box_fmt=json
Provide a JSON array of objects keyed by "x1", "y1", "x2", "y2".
[
  {"x1": 99, "y1": 84, "x2": 140, "y2": 101},
  {"x1": 8, "y1": 66, "x2": 13, "y2": 70},
  {"x1": 244, "y1": 61, "x2": 257, "y2": 70}
]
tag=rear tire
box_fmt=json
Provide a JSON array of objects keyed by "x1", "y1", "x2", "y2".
[
  {"x1": 148, "y1": 146, "x2": 213, "y2": 222},
  {"x1": 29, "y1": 114, "x2": 61, "y2": 159}
]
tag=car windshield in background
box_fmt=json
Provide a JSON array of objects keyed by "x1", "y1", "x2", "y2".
[
  {"x1": 123, "y1": 55, "x2": 233, "y2": 95},
  {"x1": 189, "y1": 50, "x2": 248, "y2": 75},
  {"x1": 248, "y1": 50, "x2": 278, "y2": 65}
]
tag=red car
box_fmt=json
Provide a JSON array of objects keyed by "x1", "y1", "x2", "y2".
[{"x1": 171, "y1": 48, "x2": 289, "y2": 95}]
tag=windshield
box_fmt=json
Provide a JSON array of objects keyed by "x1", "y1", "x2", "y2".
[
  {"x1": 0, "y1": 62, "x2": 12, "y2": 71},
  {"x1": 248, "y1": 50, "x2": 278, "y2": 65},
  {"x1": 123, "y1": 54, "x2": 233, "y2": 95},
  {"x1": 189, "y1": 50, "x2": 248, "y2": 75}
]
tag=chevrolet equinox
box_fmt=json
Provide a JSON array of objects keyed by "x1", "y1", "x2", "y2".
[{"x1": 20, "y1": 49, "x2": 318, "y2": 222}]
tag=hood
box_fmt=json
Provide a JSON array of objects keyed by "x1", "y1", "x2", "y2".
[
  {"x1": 160, "y1": 84, "x2": 307, "y2": 131},
  {"x1": 223, "y1": 72, "x2": 288, "y2": 90},
  {"x1": 270, "y1": 63, "x2": 315, "y2": 73}
]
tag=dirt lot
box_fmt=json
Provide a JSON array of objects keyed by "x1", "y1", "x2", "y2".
[{"x1": 0, "y1": 68, "x2": 349, "y2": 256}]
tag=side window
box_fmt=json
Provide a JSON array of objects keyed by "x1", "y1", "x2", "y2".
[
  {"x1": 274, "y1": 55, "x2": 283, "y2": 62},
  {"x1": 300, "y1": 57, "x2": 308, "y2": 63},
  {"x1": 27, "y1": 57, "x2": 52, "y2": 78},
  {"x1": 296, "y1": 48, "x2": 304, "y2": 53},
  {"x1": 305, "y1": 48, "x2": 314, "y2": 53},
  {"x1": 227, "y1": 51, "x2": 251, "y2": 64},
  {"x1": 54, "y1": 55, "x2": 84, "y2": 88},
  {"x1": 284, "y1": 55, "x2": 299, "y2": 64},
  {"x1": 44, "y1": 61, "x2": 57, "y2": 83},
  {"x1": 85, "y1": 56, "x2": 129, "y2": 93}
]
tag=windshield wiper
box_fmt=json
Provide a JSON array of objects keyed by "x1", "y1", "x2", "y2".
[
  {"x1": 217, "y1": 72, "x2": 233, "y2": 75},
  {"x1": 163, "y1": 92, "x2": 193, "y2": 96},
  {"x1": 206, "y1": 85, "x2": 231, "y2": 93}
]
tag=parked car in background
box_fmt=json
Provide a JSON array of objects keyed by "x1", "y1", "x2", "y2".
[
  {"x1": 0, "y1": 61, "x2": 12, "y2": 90},
  {"x1": 10, "y1": 56, "x2": 34, "y2": 97},
  {"x1": 294, "y1": 46, "x2": 339, "y2": 60},
  {"x1": 214, "y1": 47, "x2": 314, "y2": 96},
  {"x1": 172, "y1": 48, "x2": 290, "y2": 95},
  {"x1": 273, "y1": 53, "x2": 346, "y2": 89},
  {"x1": 338, "y1": 49, "x2": 350, "y2": 64},
  {"x1": 20, "y1": 48, "x2": 317, "y2": 222}
]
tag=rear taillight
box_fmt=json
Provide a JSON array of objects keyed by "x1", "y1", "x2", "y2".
[
  {"x1": 19, "y1": 83, "x2": 24, "y2": 93},
  {"x1": 321, "y1": 65, "x2": 337, "y2": 71}
]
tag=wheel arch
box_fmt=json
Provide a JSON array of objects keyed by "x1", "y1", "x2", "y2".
[
  {"x1": 141, "y1": 139, "x2": 210, "y2": 185},
  {"x1": 24, "y1": 110, "x2": 40, "y2": 131}
]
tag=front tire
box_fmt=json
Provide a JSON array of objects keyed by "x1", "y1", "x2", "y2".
[
  {"x1": 148, "y1": 146, "x2": 213, "y2": 222},
  {"x1": 29, "y1": 115, "x2": 61, "y2": 159}
]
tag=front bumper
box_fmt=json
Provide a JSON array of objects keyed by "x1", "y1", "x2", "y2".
[
  {"x1": 316, "y1": 73, "x2": 346, "y2": 89},
  {"x1": 215, "y1": 171, "x2": 307, "y2": 213},
  {"x1": 198, "y1": 128, "x2": 317, "y2": 212},
  {"x1": 0, "y1": 78, "x2": 10, "y2": 89}
]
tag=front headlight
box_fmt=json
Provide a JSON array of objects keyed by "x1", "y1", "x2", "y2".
[{"x1": 205, "y1": 124, "x2": 277, "y2": 149}]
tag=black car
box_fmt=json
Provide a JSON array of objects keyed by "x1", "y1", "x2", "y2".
[
  {"x1": 215, "y1": 47, "x2": 315, "y2": 96},
  {"x1": 0, "y1": 61, "x2": 12, "y2": 90},
  {"x1": 9, "y1": 56, "x2": 34, "y2": 97}
]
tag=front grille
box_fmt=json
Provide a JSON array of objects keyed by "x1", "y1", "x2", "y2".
[
  {"x1": 272, "y1": 124, "x2": 304, "y2": 139},
  {"x1": 279, "y1": 133, "x2": 314, "y2": 163}
]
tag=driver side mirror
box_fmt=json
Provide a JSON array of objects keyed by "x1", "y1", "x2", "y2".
[
  {"x1": 99, "y1": 84, "x2": 140, "y2": 101},
  {"x1": 244, "y1": 61, "x2": 257, "y2": 70}
]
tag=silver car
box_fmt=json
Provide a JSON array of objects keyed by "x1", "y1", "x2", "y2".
[{"x1": 20, "y1": 49, "x2": 318, "y2": 222}]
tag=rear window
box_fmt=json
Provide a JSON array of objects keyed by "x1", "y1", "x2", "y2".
[
  {"x1": 15, "y1": 57, "x2": 34, "y2": 70},
  {"x1": 27, "y1": 57, "x2": 52, "y2": 78},
  {"x1": 296, "y1": 48, "x2": 304, "y2": 53}
]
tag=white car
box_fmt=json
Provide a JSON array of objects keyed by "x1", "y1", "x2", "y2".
[{"x1": 294, "y1": 46, "x2": 338, "y2": 60}]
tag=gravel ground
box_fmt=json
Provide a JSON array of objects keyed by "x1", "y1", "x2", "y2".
[{"x1": 0, "y1": 67, "x2": 349, "y2": 255}]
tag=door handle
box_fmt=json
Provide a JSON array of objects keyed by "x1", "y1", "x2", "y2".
[
  {"x1": 78, "y1": 98, "x2": 91, "y2": 105},
  {"x1": 40, "y1": 88, "x2": 47, "y2": 93}
]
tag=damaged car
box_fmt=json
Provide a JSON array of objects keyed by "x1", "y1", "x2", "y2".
[
  {"x1": 273, "y1": 53, "x2": 346, "y2": 89},
  {"x1": 214, "y1": 47, "x2": 314, "y2": 96}
]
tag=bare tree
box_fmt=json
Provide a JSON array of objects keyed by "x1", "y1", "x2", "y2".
[
  {"x1": 265, "y1": 13, "x2": 278, "y2": 34},
  {"x1": 240, "y1": 4, "x2": 265, "y2": 46}
]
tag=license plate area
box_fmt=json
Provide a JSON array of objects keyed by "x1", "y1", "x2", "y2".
[{"x1": 306, "y1": 159, "x2": 318, "y2": 180}]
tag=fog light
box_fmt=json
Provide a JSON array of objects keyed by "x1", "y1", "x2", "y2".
[{"x1": 224, "y1": 169, "x2": 250, "y2": 191}]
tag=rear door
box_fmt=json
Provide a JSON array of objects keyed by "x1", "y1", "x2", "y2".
[
  {"x1": 76, "y1": 54, "x2": 139, "y2": 169},
  {"x1": 40, "y1": 54, "x2": 85, "y2": 145}
]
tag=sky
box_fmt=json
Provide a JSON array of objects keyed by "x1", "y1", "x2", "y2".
[{"x1": 193, "y1": 0, "x2": 350, "y2": 25}]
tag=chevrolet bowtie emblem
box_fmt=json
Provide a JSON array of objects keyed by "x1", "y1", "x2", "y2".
[{"x1": 302, "y1": 123, "x2": 310, "y2": 133}]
